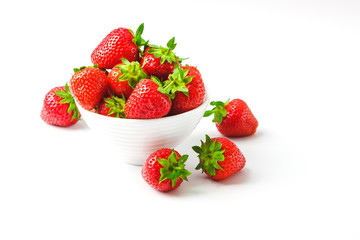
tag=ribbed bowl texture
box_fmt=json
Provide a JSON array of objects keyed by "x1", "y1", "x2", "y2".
[{"x1": 77, "y1": 94, "x2": 209, "y2": 165}]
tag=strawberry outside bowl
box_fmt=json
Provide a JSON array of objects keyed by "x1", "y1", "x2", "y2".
[{"x1": 75, "y1": 94, "x2": 209, "y2": 165}]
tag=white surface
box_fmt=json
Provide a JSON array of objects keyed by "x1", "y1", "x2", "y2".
[{"x1": 1, "y1": 0, "x2": 360, "y2": 239}]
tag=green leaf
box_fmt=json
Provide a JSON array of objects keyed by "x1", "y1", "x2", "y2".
[
  {"x1": 211, "y1": 101, "x2": 225, "y2": 107},
  {"x1": 192, "y1": 146, "x2": 202, "y2": 153},
  {"x1": 73, "y1": 65, "x2": 97, "y2": 74},
  {"x1": 136, "y1": 23, "x2": 144, "y2": 36},
  {"x1": 205, "y1": 135, "x2": 211, "y2": 146},
  {"x1": 192, "y1": 135, "x2": 226, "y2": 178},
  {"x1": 179, "y1": 154, "x2": 189, "y2": 162},
  {"x1": 121, "y1": 57, "x2": 130, "y2": 65},
  {"x1": 151, "y1": 76, "x2": 162, "y2": 86},
  {"x1": 55, "y1": 82, "x2": 80, "y2": 121},
  {"x1": 156, "y1": 150, "x2": 191, "y2": 188},
  {"x1": 207, "y1": 165, "x2": 216, "y2": 177},
  {"x1": 203, "y1": 110, "x2": 214, "y2": 117},
  {"x1": 157, "y1": 158, "x2": 170, "y2": 168},
  {"x1": 216, "y1": 113, "x2": 223, "y2": 124},
  {"x1": 195, "y1": 162, "x2": 204, "y2": 171},
  {"x1": 55, "y1": 91, "x2": 68, "y2": 99},
  {"x1": 161, "y1": 66, "x2": 193, "y2": 99},
  {"x1": 166, "y1": 37, "x2": 176, "y2": 50},
  {"x1": 104, "y1": 95, "x2": 126, "y2": 118},
  {"x1": 146, "y1": 37, "x2": 186, "y2": 66},
  {"x1": 203, "y1": 99, "x2": 230, "y2": 124},
  {"x1": 115, "y1": 60, "x2": 148, "y2": 89}
]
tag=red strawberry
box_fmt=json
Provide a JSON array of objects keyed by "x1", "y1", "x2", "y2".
[
  {"x1": 91, "y1": 23, "x2": 146, "y2": 69},
  {"x1": 140, "y1": 37, "x2": 186, "y2": 80},
  {"x1": 164, "y1": 66, "x2": 205, "y2": 115},
  {"x1": 124, "y1": 78, "x2": 171, "y2": 119},
  {"x1": 97, "y1": 95, "x2": 126, "y2": 118},
  {"x1": 69, "y1": 66, "x2": 108, "y2": 111},
  {"x1": 204, "y1": 99, "x2": 258, "y2": 137},
  {"x1": 192, "y1": 135, "x2": 246, "y2": 180},
  {"x1": 142, "y1": 148, "x2": 191, "y2": 192},
  {"x1": 41, "y1": 83, "x2": 81, "y2": 127},
  {"x1": 108, "y1": 58, "x2": 148, "y2": 98}
]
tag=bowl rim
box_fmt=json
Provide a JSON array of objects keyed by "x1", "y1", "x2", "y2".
[{"x1": 76, "y1": 92, "x2": 210, "y2": 122}]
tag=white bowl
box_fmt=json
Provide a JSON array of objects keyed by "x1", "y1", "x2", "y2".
[{"x1": 76, "y1": 94, "x2": 209, "y2": 165}]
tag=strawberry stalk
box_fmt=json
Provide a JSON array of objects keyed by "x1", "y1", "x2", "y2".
[
  {"x1": 115, "y1": 58, "x2": 148, "y2": 89},
  {"x1": 151, "y1": 76, "x2": 173, "y2": 102},
  {"x1": 147, "y1": 37, "x2": 187, "y2": 65},
  {"x1": 157, "y1": 150, "x2": 192, "y2": 188},
  {"x1": 129, "y1": 23, "x2": 148, "y2": 57},
  {"x1": 192, "y1": 135, "x2": 225, "y2": 177},
  {"x1": 152, "y1": 67, "x2": 194, "y2": 99},
  {"x1": 104, "y1": 95, "x2": 126, "y2": 118},
  {"x1": 203, "y1": 99, "x2": 230, "y2": 124},
  {"x1": 55, "y1": 83, "x2": 80, "y2": 121}
]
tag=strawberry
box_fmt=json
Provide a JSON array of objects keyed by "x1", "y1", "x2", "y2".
[
  {"x1": 204, "y1": 99, "x2": 258, "y2": 137},
  {"x1": 69, "y1": 66, "x2": 108, "y2": 111},
  {"x1": 140, "y1": 37, "x2": 186, "y2": 80},
  {"x1": 141, "y1": 148, "x2": 191, "y2": 192},
  {"x1": 192, "y1": 135, "x2": 246, "y2": 180},
  {"x1": 97, "y1": 95, "x2": 126, "y2": 118},
  {"x1": 164, "y1": 66, "x2": 205, "y2": 115},
  {"x1": 91, "y1": 23, "x2": 146, "y2": 69},
  {"x1": 124, "y1": 78, "x2": 171, "y2": 119},
  {"x1": 41, "y1": 83, "x2": 81, "y2": 127},
  {"x1": 108, "y1": 58, "x2": 148, "y2": 98}
]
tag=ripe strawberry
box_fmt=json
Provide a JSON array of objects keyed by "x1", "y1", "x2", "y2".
[
  {"x1": 193, "y1": 135, "x2": 246, "y2": 180},
  {"x1": 41, "y1": 83, "x2": 81, "y2": 127},
  {"x1": 164, "y1": 66, "x2": 205, "y2": 115},
  {"x1": 140, "y1": 37, "x2": 186, "y2": 80},
  {"x1": 124, "y1": 78, "x2": 171, "y2": 119},
  {"x1": 204, "y1": 99, "x2": 258, "y2": 137},
  {"x1": 108, "y1": 58, "x2": 148, "y2": 98},
  {"x1": 91, "y1": 23, "x2": 146, "y2": 69},
  {"x1": 69, "y1": 66, "x2": 108, "y2": 111},
  {"x1": 142, "y1": 148, "x2": 191, "y2": 192},
  {"x1": 97, "y1": 95, "x2": 126, "y2": 118}
]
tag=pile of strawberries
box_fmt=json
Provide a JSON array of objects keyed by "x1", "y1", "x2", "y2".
[
  {"x1": 40, "y1": 23, "x2": 259, "y2": 192},
  {"x1": 41, "y1": 23, "x2": 205, "y2": 125}
]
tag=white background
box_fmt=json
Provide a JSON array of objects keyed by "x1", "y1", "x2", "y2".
[{"x1": 1, "y1": 0, "x2": 360, "y2": 239}]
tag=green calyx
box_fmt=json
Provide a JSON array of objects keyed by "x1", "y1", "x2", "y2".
[
  {"x1": 73, "y1": 64, "x2": 106, "y2": 74},
  {"x1": 203, "y1": 99, "x2": 230, "y2": 124},
  {"x1": 55, "y1": 83, "x2": 80, "y2": 121},
  {"x1": 157, "y1": 150, "x2": 192, "y2": 188},
  {"x1": 115, "y1": 58, "x2": 148, "y2": 89},
  {"x1": 129, "y1": 23, "x2": 149, "y2": 57},
  {"x1": 147, "y1": 37, "x2": 187, "y2": 65},
  {"x1": 192, "y1": 135, "x2": 225, "y2": 177},
  {"x1": 104, "y1": 95, "x2": 126, "y2": 118},
  {"x1": 160, "y1": 67, "x2": 194, "y2": 99},
  {"x1": 130, "y1": 23, "x2": 147, "y2": 47},
  {"x1": 151, "y1": 76, "x2": 170, "y2": 100}
]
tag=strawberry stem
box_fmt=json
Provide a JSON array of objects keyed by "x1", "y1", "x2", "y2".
[
  {"x1": 161, "y1": 67, "x2": 194, "y2": 99},
  {"x1": 192, "y1": 135, "x2": 225, "y2": 177},
  {"x1": 157, "y1": 150, "x2": 191, "y2": 188},
  {"x1": 203, "y1": 99, "x2": 230, "y2": 124},
  {"x1": 147, "y1": 37, "x2": 186, "y2": 65},
  {"x1": 56, "y1": 82, "x2": 81, "y2": 121},
  {"x1": 104, "y1": 94, "x2": 126, "y2": 118},
  {"x1": 116, "y1": 58, "x2": 148, "y2": 89}
]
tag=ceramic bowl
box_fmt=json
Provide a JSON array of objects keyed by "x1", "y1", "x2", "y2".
[{"x1": 77, "y1": 94, "x2": 209, "y2": 165}]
